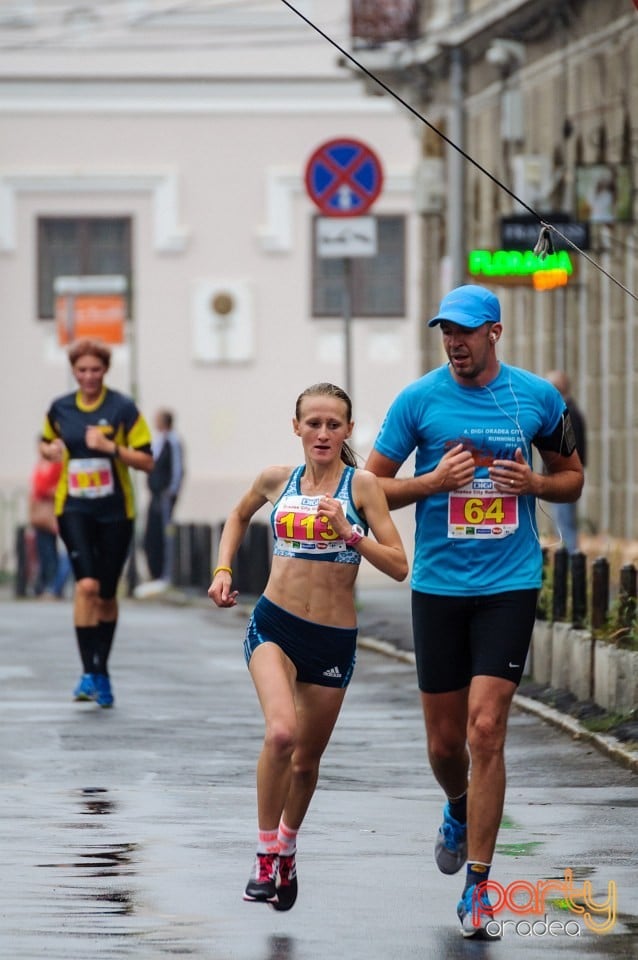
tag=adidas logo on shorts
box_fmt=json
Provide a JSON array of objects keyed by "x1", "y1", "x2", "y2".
[{"x1": 322, "y1": 666, "x2": 342, "y2": 679}]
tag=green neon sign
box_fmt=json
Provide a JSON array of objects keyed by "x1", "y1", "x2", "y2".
[{"x1": 468, "y1": 249, "x2": 574, "y2": 277}]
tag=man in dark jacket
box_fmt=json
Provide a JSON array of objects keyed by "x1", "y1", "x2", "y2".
[
  {"x1": 546, "y1": 371, "x2": 587, "y2": 554},
  {"x1": 136, "y1": 409, "x2": 184, "y2": 597}
]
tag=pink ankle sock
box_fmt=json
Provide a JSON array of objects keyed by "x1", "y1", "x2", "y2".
[
  {"x1": 277, "y1": 820, "x2": 298, "y2": 856},
  {"x1": 257, "y1": 829, "x2": 279, "y2": 854}
]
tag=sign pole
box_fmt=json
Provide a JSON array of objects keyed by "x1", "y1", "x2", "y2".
[
  {"x1": 65, "y1": 294, "x2": 75, "y2": 389},
  {"x1": 304, "y1": 136, "x2": 383, "y2": 403},
  {"x1": 343, "y1": 257, "x2": 353, "y2": 400},
  {"x1": 304, "y1": 137, "x2": 383, "y2": 607}
]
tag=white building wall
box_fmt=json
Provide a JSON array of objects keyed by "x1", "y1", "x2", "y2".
[{"x1": 0, "y1": 1, "x2": 421, "y2": 582}]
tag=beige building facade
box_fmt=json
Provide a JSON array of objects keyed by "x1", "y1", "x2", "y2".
[
  {"x1": 354, "y1": 0, "x2": 638, "y2": 542},
  {"x1": 3, "y1": 0, "x2": 637, "y2": 581}
]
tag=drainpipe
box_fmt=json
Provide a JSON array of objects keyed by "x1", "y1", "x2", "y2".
[
  {"x1": 577, "y1": 264, "x2": 589, "y2": 525},
  {"x1": 448, "y1": 46, "x2": 465, "y2": 287},
  {"x1": 600, "y1": 228, "x2": 611, "y2": 535},
  {"x1": 626, "y1": 234, "x2": 636, "y2": 539},
  {"x1": 447, "y1": 1, "x2": 467, "y2": 287}
]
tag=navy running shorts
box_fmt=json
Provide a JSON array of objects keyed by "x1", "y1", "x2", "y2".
[
  {"x1": 411, "y1": 588, "x2": 538, "y2": 693},
  {"x1": 244, "y1": 595, "x2": 357, "y2": 688}
]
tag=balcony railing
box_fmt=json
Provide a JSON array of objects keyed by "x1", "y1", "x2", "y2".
[{"x1": 351, "y1": 0, "x2": 420, "y2": 47}]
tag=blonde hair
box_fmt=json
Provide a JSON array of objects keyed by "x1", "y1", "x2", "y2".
[{"x1": 295, "y1": 382, "x2": 357, "y2": 467}]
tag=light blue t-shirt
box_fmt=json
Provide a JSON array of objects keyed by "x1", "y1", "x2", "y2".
[{"x1": 373, "y1": 363, "x2": 566, "y2": 596}]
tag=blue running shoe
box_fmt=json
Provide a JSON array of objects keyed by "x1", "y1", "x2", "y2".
[
  {"x1": 73, "y1": 673, "x2": 96, "y2": 701},
  {"x1": 434, "y1": 802, "x2": 467, "y2": 874},
  {"x1": 457, "y1": 883, "x2": 501, "y2": 939},
  {"x1": 93, "y1": 673, "x2": 114, "y2": 708}
]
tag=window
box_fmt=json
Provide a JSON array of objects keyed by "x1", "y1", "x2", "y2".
[
  {"x1": 312, "y1": 215, "x2": 406, "y2": 317},
  {"x1": 37, "y1": 217, "x2": 132, "y2": 319}
]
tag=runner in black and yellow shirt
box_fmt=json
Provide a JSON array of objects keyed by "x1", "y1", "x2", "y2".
[{"x1": 40, "y1": 338, "x2": 153, "y2": 707}]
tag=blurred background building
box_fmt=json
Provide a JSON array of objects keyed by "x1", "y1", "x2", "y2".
[
  {"x1": 352, "y1": 0, "x2": 638, "y2": 546},
  {"x1": 0, "y1": 0, "x2": 420, "y2": 584},
  {"x1": 1, "y1": 0, "x2": 637, "y2": 586}
]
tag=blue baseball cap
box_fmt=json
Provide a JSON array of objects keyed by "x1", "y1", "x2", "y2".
[{"x1": 428, "y1": 284, "x2": 501, "y2": 328}]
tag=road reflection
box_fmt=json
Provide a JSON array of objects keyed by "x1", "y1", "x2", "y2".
[
  {"x1": 35, "y1": 787, "x2": 138, "y2": 918},
  {"x1": 266, "y1": 934, "x2": 295, "y2": 960}
]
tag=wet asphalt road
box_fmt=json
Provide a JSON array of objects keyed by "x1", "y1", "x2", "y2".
[{"x1": 0, "y1": 593, "x2": 636, "y2": 959}]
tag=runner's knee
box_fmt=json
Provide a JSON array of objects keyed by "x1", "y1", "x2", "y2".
[
  {"x1": 467, "y1": 713, "x2": 507, "y2": 755},
  {"x1": 428, "y1": 733, "x2": 467, "y2": 765},
  {"x1": 75, "y1": 577, "x2": 100, "y2": 601},
  {"x1": 264, "y1": 720, "x2": 296, "y2": 760}
]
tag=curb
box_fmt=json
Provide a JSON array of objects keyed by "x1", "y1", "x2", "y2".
[
  {"x1": 513, "y1": 695, "x2": 638, "y2": 775},
  {"x1": 358, "y1": 635, "x2": 638, "y2": 775},
  {"x1": 358, "y1": 634, "x2": 416, "y2": 665}
]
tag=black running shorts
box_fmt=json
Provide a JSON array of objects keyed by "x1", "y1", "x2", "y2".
[
  {"x1": 411, "y1": 589, "x2": 538, "y2": 693},
  {"x1": 58, "y1": 512, "x2": 133, "y2": 599}
]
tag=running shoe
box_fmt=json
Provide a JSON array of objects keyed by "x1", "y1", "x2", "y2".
[
  {"x1": 133, "y1": 579, "x2": 170, "y2": 599},
  {"x1": 73, "y1": 673, "x2": 96, "y2": 701},
  {"x1": 93, "y1": 673, "x2": 114, "y2": 708},
  {"x1": 271, "y1": 852, "x2": 298, "y2": 912},
  {"x1": 457, "y1": 883, "x2": 501, "y2": 939},
  {"x1": 243, "y1": 852, "x2": 278, "y2": 903},
  {"x1": 434, "y1": 801, "x2": 467, "y2": 874}
]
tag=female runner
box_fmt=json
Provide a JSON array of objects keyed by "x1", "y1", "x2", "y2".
[{"x1": 208, "y1": 382, "x2": 408, "y2": 910}]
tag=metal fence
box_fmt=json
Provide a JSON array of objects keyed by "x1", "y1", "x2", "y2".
[
  {"x1": 0, "y1": 489, "x2": 28, "y2": 578},
  {"x1": 171, "y1": 521, "x2": 272, "y2": 596},
  {"x1": 539, "y1": 547, "x2": 637, "y2": 643},
  {"x1": 12, "y1": 519, "x2": 272, "y2": 600}
]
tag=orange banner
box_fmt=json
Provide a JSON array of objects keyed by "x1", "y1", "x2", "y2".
[{"x1": 56, "y1": 294, "x2": 126, "y2": 345}]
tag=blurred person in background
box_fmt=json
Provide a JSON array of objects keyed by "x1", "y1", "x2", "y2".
[
  {"x1": 28, "y1": 445, "x2": 71, "y2": 599},
  {"x1": 135, "y1": 408, "x2": 184, "y2": 598},
  {"x1": 546, "y1": 371, "x2": 587, "y2": 555},
  {"x1": 39, "y1": 338, "x2": 153, "y2": 707}
]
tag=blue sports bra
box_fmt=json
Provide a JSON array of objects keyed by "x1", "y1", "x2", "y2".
[{"x1": 270, "y1": 465, "x2": 367, "y2": 565}]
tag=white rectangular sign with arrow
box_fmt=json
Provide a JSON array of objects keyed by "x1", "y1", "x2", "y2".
[{"x1": 316, "y1": 216, "x2": 378, "y2": 258}]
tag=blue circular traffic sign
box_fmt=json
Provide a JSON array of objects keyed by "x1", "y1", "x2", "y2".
[{"x1": 304, "y1": 138, "x2": 383, "y2": 216}]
